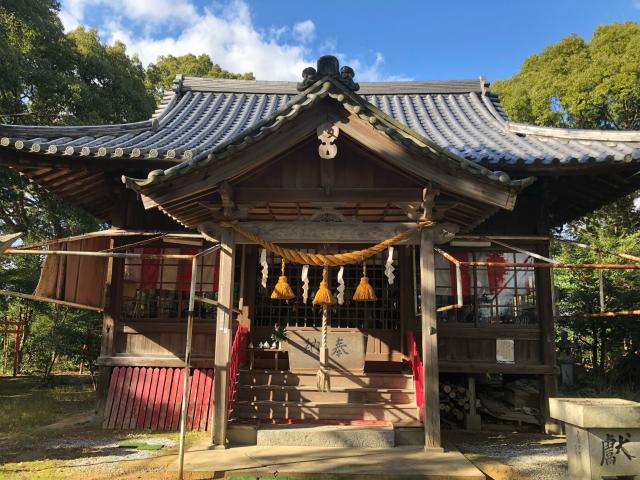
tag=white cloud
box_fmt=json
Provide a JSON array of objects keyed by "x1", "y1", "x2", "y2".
[
  {"x1": 59, "y1": 0, "x2": 407, "y2": 81},
  {"x1": 292, "y1": 20, "x2": 316, "y2": 43},
  {"x1": 338, "y1": 52, "x2": 412, "y2": 82}
]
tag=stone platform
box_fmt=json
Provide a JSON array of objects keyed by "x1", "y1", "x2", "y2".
[{"x1": 170, "y1": 438, "x2": 485, "y2": 479}]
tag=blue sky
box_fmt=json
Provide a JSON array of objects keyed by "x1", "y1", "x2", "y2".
[{"x1": 60, "y1": 0, "x2": 640, "y2": 83}]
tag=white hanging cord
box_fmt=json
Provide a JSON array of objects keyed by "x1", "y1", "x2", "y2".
[
  {"x1": 336, "y1": 266, "x2": 345, "y2": 305},
  {"x1": 260, "y1": 248, "x2": 269, "y2": 289},
  {"x1": 385, "y1": 246, "x2": 395, "y2": 285},
  {"x1": 301, "y1": 265, "x2": 310, "y2": 304}
]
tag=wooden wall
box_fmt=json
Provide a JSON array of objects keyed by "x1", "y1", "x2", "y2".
[{"x1": 108, "y1": 321, "x2": 216, "y2": 368}]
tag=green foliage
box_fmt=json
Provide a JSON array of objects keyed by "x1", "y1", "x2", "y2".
[
  {"x1": 0, "y1": 0, "x2": 73, "y2": 124},
  {"x1": 0, "y1": 3, "x2": 254, "y2": 381},
  {"x1": 494, "y1": 22, "x2": 640, "y2": 129},
  {"x1": 553, "y1": 195, "x2": 640, "y2": 389},
  {"x1": 66, "y1": 27, "x2": 155, "y2": 124},
  {"x1": 496, "y1": 22, "x2": 640, "y2": 392},
  {"x1": 146, "y1": 53, "x2": 254, "y2": 100}
]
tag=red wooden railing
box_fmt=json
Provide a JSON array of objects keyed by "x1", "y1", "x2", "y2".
[
  {"x1": 227, "y1": 324, "x2": 248, "y2": 419},
  {"x1": 406, "y1": 330, "x2": 424, "y2": 421}
]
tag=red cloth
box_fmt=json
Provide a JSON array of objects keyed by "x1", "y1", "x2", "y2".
[
  {"x1": 486, "y1": 253, "x2": 506, "y2": 293},
  {"x1": 176, "y1": 247, "x2": 199, "y2": 291},
  {"x1": 141, "y1": 247, "x2": 161, "y2": 290}
]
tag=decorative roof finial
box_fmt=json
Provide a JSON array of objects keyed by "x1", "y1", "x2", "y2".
[{"x1": 297, "y1": 55, "x2": 360, "y2": 92}]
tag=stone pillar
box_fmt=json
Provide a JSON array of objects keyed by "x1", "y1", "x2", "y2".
[
  {"x1": 420, "y1": 228, "x2": 441, "y2": 449},
  {"x1": 210, "y1": 228, "x2": 236, "y2": 448}
]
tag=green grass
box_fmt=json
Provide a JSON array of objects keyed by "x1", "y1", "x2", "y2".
[
  {"x1": 0, "y1": 375, "x2": 207, "y2": 480},
  {"x1": 0, "y1": 376, "x2": 95, "y2": 435}
]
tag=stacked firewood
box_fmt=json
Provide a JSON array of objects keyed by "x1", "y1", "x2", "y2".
[{"x1": 439, "y1": 383, "x2": 481, "y2": 425}]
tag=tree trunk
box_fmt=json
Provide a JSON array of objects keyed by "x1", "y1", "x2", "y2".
[{"x1": 591, "y1": 322, "x2": 599, "y2": 373}]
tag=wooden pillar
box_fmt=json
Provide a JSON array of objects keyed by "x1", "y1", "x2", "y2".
[
  {"x1": 96, "y1": 239, "x2": 123, "y2": 421},
  {"x1": 241, "y1": 246, "x2": 258, "y2": 327},
  {"x1": 399, "y1": 246, "x2": 414, "y2": 355},
  {"x1": 211, "y1": 228, "x2": 236, "y2": 448},
  {"x1": 536, "y1": 241, "x2": 560, "y2": 434},
  {"x1": 420, "y1": 228, "x2": 441, "y2": 449}
]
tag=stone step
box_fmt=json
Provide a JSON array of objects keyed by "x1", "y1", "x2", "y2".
[
  {"x1": 256, "y1": 424, "x2": 395, "y2": 448},
  {"x1": 234, "y1": 400, "x2": 421, "y2": 422},
  {"x1": 239, "y1": 370, "x2": 414, "y2": 389},
  {"x1": 237, "y1": 385, "x2": 414, "y2": 403}
]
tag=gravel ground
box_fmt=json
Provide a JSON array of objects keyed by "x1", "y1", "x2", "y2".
[
  {"x1": 445, "y1": 430, "x2": 568, "y2": 479},
  {"x1": 49, "y1": 437, "x2": 176, "y2": 470}
]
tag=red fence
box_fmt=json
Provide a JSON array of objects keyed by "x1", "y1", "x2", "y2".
[
  {"x1": 103, "y1": 367, "x2": 214, "y2": 431},
  {"x1": 227, "y1": 324, "x2": 248, "y2": 420},
  {"x1": 406, "y1": 330, "x2": 424, "y2": 421}
]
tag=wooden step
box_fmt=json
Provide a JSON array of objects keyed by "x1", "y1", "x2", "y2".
[
  {"x1": 237, "y1": 385, "x2": 414, "y2": 403},
  {"x1": 234, "y1": 400, "x2": 421, "y2": 422},
  {"x1": 239, "y1": 370, "x2": 414, "y2": 389}
]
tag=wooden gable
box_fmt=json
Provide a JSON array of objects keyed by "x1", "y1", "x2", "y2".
[{"x1": 139, "y1": 98, "x2": 516, "y2": 232}]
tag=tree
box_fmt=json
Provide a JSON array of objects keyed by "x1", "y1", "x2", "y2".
[
  {"x1": 146, "y1": 53, "x2": 254, "y2": 100},
  {"x1": 553, "y1": 196, "x2": 640, "y2": 388},
  {"x1": 0, "y1": 0, "x2": 74, "y2": 124},
  {"x1": 496, "y1": 23, "x2": 640, "y2": 392},
  {"x1": 66, "y1": 27, "x2": 155, "y2": 125},
  {"x1": 494, "y1": 22, "x2": 640, "y2": 130}
]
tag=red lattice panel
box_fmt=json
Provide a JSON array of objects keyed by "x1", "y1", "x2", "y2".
[{"x1": 103, "y1": 367, "x2": 214, "y2": 431}]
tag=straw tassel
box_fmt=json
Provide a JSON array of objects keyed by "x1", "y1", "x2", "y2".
[
  {"x1": 271, "y1": 258, "x2": 295, "y2": 300},
  {"x1": 353, "y1": 261, "x2": 377, "y2": 302},
  {"x1": 312, "y1": 266, "x2": 335, "y2": 305}
]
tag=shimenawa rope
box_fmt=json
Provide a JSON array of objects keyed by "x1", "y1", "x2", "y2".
[{"x1": 219, "y1": 220, "x2": 435, "y2": 266}]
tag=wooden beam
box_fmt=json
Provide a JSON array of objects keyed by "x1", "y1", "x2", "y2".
[
  {"x1": 201, "y1": 221, "x2": 420, "y2": 245},
  {"x1": 200, "y1": 221, "x2": 459, "y2": 246},
  {"x1": 0, "y1": 289, "x2": 104, "y2": 312},
  {"x1": 439, "y1": 362, "x2": 556, "y2": 375},
  {"x1": 233, "y1": 187, "x2": 422, "y2": 203},
  {"x1": 211, "y1": 228, "x2": 235, "y2": 448},
  {"x1": 420, "y1": 228, "x2": 441, "y2": 449}
]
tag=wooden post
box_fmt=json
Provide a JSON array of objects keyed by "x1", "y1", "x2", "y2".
[
  {"x1": 241, "y1": 246, "x2": 258, "y2": 329},
  {"x1": 95, "y1": 239, "x2": 123, "y2": 421},
  {"x1": 420, "y1": 228, "x2": 441, "y2": 449},
  {"x1": 211, "y1": 228, "x2": 236, "y2": 448},
  {"x1": 177, "y1": 256, "x2": 198, "y2": 480},
  {"x1": 399, "y1": 246, "x2": 414, "y2": 355},
  {"x1": 536, "y1": 241, "x2": 560, "y2": 434},
  {"x1": 12, "y1": 322, "x2": 20, "y2": 376}
]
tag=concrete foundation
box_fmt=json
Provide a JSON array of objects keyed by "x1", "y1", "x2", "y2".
[
  {"x1": 172, "y1": 438, "x2": 486, "y2": 479},
  {"x1": 257, "y1": 424, "x2": 395, "y2": 448}
]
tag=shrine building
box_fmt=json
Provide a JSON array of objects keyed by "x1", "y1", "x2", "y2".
[{"x1": 1, "y1": 55, "x2": 640, "y2": 449}]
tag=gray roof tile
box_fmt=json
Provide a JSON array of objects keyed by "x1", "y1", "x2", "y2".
[{"x1": 1, "y1": 74, "x2": 639, "y2": 174}]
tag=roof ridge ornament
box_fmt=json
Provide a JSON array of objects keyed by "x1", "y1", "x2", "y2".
[
  {"x1": 297, "y1": 55, "x2": 360, "y2": 92},
  {"x1": 172, "y1": 74, "x2": 184, "y2": 93}
]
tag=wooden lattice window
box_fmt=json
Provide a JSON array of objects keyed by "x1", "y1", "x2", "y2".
[
  {"x1": 254, "y1": 248, "x2": 400, "y2": 330},
  {"x1": 120, "y1": 244, "x2": 219, "y2": 321},
  {"x1": 430, "y1": 249, "x2": 538, "y2": 326}
]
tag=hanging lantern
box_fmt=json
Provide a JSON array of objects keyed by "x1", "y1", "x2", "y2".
[
  {"x1": 353, "y1": 261, "x2": 377, "y2": 302},
  {"x1": 312, "y1": 266, "x2": 335, "y2": 305},
  {"x1": 271, "y1": 258, "x2": 295, "y2": 300}
]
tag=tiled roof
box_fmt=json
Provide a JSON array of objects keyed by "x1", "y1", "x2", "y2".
[{"x1": 1, "y1": 64, "x2": 639, "y2": 179}]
